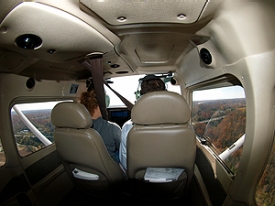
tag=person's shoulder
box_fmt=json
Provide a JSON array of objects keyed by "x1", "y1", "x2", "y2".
[
  {"x1": 107, "y1": 120, "x2": 121, "y2": 130},
  {"x1": 123, "y1": 119, "x2": 133, "y2": 126},
  {"x1": 122, "y1": 119, "x2": 133, "y2": 129},
  {"x1": 96, "y1": 117, "x2": 119, "y2": 128}
]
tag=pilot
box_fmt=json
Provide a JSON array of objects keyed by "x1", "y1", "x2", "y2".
[
  {"x1": 80, "y1": 80, "x2": 121, "y2": 163},
  {"x1": 119, "y1": 74, "x2": 166, "y2": 170}
]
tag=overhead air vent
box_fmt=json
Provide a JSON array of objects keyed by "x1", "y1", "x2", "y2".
[
  {"x1": 26, "y1": 78, "x2": 35, "y2": 89},
  {"x1": 15, "y1": 34, "x2": 42, "y2": 50},
  {"x1": 200, "y1": 48, "x2": 212, "y2": 65}
]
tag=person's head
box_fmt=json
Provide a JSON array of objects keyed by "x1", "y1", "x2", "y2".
[
  {"x1": 140, "y1": 74, "x2": 166, "y2": 95},
  {"x1": 80, "y1": 89, "x2": 99, "y2": 116}
]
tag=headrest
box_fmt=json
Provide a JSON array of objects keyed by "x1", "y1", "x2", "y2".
[
  {"x1": 51, "y1": 102, "x2": 93, "y2": 128},
  {"x1": 131, "y1": 91, "x2": 191, "y2": 124}
]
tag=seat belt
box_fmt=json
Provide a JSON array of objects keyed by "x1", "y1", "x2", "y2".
[
  {"x1": 81, "y1": 55, "x2": 108, "y2": 120},
  {"x1": 81, "y1": 55, "x2": 134, "y2": 120},
  {"x1": 104, "y1": 80, "x2": 134, "y2": 110}
]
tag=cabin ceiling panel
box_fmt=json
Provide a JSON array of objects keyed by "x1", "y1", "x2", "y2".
[
  {"x1": 117, "y1": 32, "x2": 208, "y2": 71},
  {"x1": 0, "y1": 50, "x2": 29, "y2": 71},
  {"x1": 135, "y1": 43, "x2": 175, "y2": 63},
  {"x1": 16, "y1": 49, "x2": 137, "y2": 81},
  {"x1": 178, "y1": 48, "x2": 209, "y2": 86},
  {"x1": 0, "y1": 0, "x2": 217, "y2": 81},
  {"x1": 80, "y1": 0, "x2": 208, "y2": 25},
  {"x1": 0, "y1": 0, "x2": 22, "y2": 23},
  {"x1": 102, "y1": 50, "x2": 137, "y2": 77},
  {"x1": 20, "y1": 60, "x2": 91, "y2": 81},
  {"x1": 0, "y1": 2, "x2": 114, "y2": 64}
]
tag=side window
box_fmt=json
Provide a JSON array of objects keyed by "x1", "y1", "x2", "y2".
[
  {"x1": 11, "y1": 101, "x2": 66, "y2": 157},
  {"x1": 0, "y1": 137, "x2": 5, "y2": 167},
  {"x1": 191, "y1": 85, "x2": 246, "y2": 174},
  {"x1": 256, "y1": 140, "x2": 275, "y2": 205}
]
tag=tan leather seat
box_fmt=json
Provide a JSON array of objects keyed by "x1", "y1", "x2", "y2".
[
  {"x1": 51, "y1": 102, "x2": 124, "y2": 198},
  {"x1": 127, "y1": 91, "x2": 196, "y2": 200}
]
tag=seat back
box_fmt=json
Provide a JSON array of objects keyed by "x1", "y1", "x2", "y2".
[
  {"x1": 51, "y1": 102, "x2": 124, "y2": 197},
  {"x1": 127, "y1": 91, "x2": 196, "y2": 199}
]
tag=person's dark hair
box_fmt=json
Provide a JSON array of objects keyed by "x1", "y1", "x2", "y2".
[
  {"x1": 140, "y1": 75, "x2": 165, "y2": 95},
  {"x1": 80, "y1": 90, "x2": 98, "y2": 115}
]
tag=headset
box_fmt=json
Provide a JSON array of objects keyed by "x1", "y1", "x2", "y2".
[
  {"x1": 134, "y1": 72, "x2": 175, "y2": 100},
  {"x1": 86, "y1": 78, "x2": 110, "y2": 107}
]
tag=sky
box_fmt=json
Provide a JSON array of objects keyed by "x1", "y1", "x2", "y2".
[
  {"x1": 193, "y1": 86, "x2": 245, "y2": 101},
  {"x1": 105, "y1": 75, "x2": 142, "y2": 106}
]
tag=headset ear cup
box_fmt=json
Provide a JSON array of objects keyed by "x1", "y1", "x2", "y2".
[
  {"x1": 135, "y1": 90, "x2": 141, "y2": 100},
  {"x1": 105, "y1": 94, "x2": 110, "y2": 107}
]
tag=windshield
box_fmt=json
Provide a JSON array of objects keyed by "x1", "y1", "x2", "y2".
[{"x1": 105, "y1": 74, "x2": 181, "y2": 107}]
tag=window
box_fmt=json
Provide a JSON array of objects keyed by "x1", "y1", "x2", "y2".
[
  {"x1": 0, "y1": 137, "x2": 5, "y2": 167},
  {"x1": 192, "y1": 85, "x2": 246, "y2": 174},
  {"x1": 256, "y1": 140, "x2": 275, "y2": 205},
  {"x1": 105, "y1": 74, "x2": 181, "y2": 107},
  {"x1": 11, "y1": 101, "x2": 66, "y2": 157}
]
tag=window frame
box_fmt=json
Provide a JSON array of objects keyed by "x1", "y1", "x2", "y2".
[
  {"x1": 0, "y1": 135, "x2": 6, "y2": 167},
  {"x1": 10, "y1": 98, "x2": 75, "y2": 158},
  {"x1": 187, "y1": 76, "x2": 246, "y2": 192}
]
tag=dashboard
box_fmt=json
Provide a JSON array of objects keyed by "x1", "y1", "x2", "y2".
[{"x1": 107, "y1": 107, "x2": 131, "y2": 128}]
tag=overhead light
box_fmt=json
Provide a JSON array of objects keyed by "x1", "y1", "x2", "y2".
[
  {"x1": 47, "y1": 49, "x2": 56, "y2": 54},
  {"x1": 110, "y1": 64, "x2": 120, "y2": 68},
  {"x1": 177, "y1": 14, "x2": 186, "y2": 20},
  {"x1": 117, "y1": 16, "x2": 127, "y2": 22}
]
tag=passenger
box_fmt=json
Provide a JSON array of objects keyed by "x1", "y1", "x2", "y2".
[
  {"x1": 80, "y1": 83, "x2": 121, "y2": 163},
  {"x1": 119, "y1": 74, "x2": 166, "y2": 170}
]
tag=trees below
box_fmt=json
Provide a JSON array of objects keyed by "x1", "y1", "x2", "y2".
[
  {"x1": 192, "y1": 98, "x2": 246, "y2": 173},
  {"x1": 11, "y1": 109, "x2": 54, "y2": 156}
]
